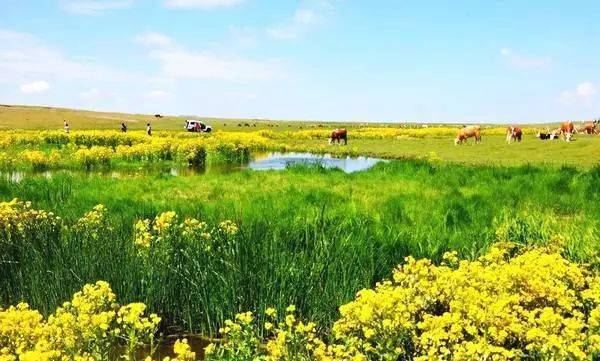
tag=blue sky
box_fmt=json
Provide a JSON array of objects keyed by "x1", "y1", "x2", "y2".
[{"x1": 1, "y1": 0, "x2": 599, "y2": 123}]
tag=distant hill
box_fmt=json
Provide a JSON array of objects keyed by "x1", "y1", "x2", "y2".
[{"x1": 0, "y1": 104, "x2": 567, "y2": 131}]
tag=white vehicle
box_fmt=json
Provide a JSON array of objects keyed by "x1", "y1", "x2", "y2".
[{"x1": 185, "y1": 120, "x2": 212, "y2": 133}]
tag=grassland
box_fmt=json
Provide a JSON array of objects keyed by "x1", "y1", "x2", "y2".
[
  {"x1": 2, "y1": 161, "x2": 599, "y2": 335},
  {"x1": 0, "y1": 104, "x2": 350, "y2": 131},
  {"x1": 2, "y1": 104, "x2": 599, "y2": 167},
  {"x1": 1, "y1": 104, "x2": 600, "y2": 359}
]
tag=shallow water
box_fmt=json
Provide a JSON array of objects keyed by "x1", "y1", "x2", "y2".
[
  {"x1": 136, "y1": 335, "x2": 209, "y2": 360},
  {"x1": 249, "y1": 152, "x2": 385, "y2": 173},
  {"x1": 0, "y1": 152, "x2": 385, "y2": 182}
]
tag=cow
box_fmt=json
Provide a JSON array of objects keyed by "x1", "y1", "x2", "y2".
[
  {"x1": 559, "y1": 121, "x2": 575, "y2": 142},
  {"x1": 454, "y1": 125, "x2": 481, "y2": 145},
  {"x1": 506, "y1": 126, "x2": 523, "y2": 143},
  {"x1": 329, "y1": 129, "x2": 348, "y2": 145},
  {"x1": 537, "y1": 132, "x2": 553, "y2": 140},
  {"x1": 580, "y1": 121, "x2": 598, "y2": 135}
]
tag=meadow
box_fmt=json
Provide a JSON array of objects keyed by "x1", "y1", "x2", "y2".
[{"x1": 1, "y1": 105, "x2": 600, "y2": 360}]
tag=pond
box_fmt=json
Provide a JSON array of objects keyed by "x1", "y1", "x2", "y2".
[
  {"x1": 0, "y1": 152, "x2": 386, "y2": 182},
  {"x1": 248, "y1": 152, "x2": 386, "y2": 173}
]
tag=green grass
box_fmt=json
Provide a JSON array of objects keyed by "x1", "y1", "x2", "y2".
[
  {"x1": 2, "y1": 104, "x2": 600, "y2": 167},
  {"x1": 284, "y1": 135, "x2": 600, "y2": 166},
  {"x1": 0, "y1": 104, "x2": 352, "y2": 131},
  {"x1": 1, "y1": 104, "x2": 599, "y2": 339},
  {"x1": 1, "y1": 160, "x2": 599, "y2": 335}
]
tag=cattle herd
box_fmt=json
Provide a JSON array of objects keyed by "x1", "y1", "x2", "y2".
[
  {"x1": 325, "y1": 120, "x2": 598, "y2": 146},
  {"x1": 455, "y1": 120, "x2": 599, "y2": 145}
]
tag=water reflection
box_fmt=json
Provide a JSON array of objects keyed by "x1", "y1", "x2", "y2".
[
  {"x1": 0, "y1": 152, "x2": 385, "y2": 182},
  {"x1": 249, "y1": 152, "x2": 385, "y2": 173}
]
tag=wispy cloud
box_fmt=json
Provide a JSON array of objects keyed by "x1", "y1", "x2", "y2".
[
  {"x1": 20, "y1": 81, "x2": 50, "y2": 94},
  {"x1": 500, "y1": 48, "x2": 552, "y2": 70},
  {"x1": 267, "y1": 9, "x2": 318, "y2": 40},
  {"x1": 0, "y1": 28, "x2": 130, "y2": 84},
  {"x1": 164, "y1": 0, "x2": 243, "y2": 9},
  {"x1": 152, "y1": 49, "x2": 282, "y2": 80},
  {"x1": 134, "y1": 32, "x2": 173, "y2": 47},
  {"x1": 59, "y1": 0, "x2": 134, "y2": 15},
  {"x1": 135, "y1": 31, "x2": 283, "y2": 80},
  {"x1": 559, "y1": 82, "x2": 597, "y2": 105}
]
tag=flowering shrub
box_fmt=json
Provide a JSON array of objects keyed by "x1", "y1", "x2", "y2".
[
  {"x1": 0, "y1": 281, "x2": 160, "y2": 360},
  {"x1": 0, "y1": 199, "x2": 61, "y2": 258},
  {"x1": 133, "y1": 211, "x2": 237, "y2": 253},
  {"x1": 204, "y1": 306, "x2": 320, "y2": 361},
  {"x1": 74, "y1": 204, "x2": 112, "y2": 241},
  {"x1": 162, "y1": 338, "x2": 197, "y2": 361},
  {"x1": 204, "y1": 243, "x2": 600, "y2": 360},
  {"x1": 20, "y1": 150, "x2": 59, "y2": 170},
  {"x1": 73, "y1": 146, "x2": 114, "y2": 168}
]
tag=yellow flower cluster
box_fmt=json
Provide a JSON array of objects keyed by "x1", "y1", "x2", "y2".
[
  {"x1": 0, "y1": 281, "x2": 160, "y2": 360},
  {"x1": 321, "y1": 243, "x2": 600, "y2": 360},
  {"x1": 73, "y1": 146, "x2": 114, "y2": 168},
  {"x1": 218, "y1": 220, "x2": 238, "y2": 236},
  {"x1": 74, "y1": 204, "x2": 112, "y2": 238},
  {"x1": 260, "y1": 126, "x2": 536, "y2": 141},
  {"x1": 161, "y1": 339, "x2": 197, "y2": 361},
  {"x1": 0, "y1": 198, "x2": 60, "y2": 236},
  {"x1": 0, "y1": 130, "x2": 272, "y2": 170},
  {"x1": 20, "y1": 149, "x2": 60, "y2": 170},
  {"x1": 204, "y1": 305, "x2": 321, "y2": 361},
  {"x1": 134, "y1": 219, "x2": 153, "y2": 248},
  {"x1": 133, "y1": 211, "x2": 238, "y2": 252},
  {"x1": 204, "y1": 243, "x2": 600, "y2": 360}
]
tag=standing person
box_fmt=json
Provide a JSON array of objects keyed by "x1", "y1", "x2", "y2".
[
  {"x1": 121, "y1": 122, "x2": 127, "y2": 133},
  {"x1": 146, "y1": 123, "x2": 152, "y2": 136},
  {"x1": 63, "y1": 120, "x2": 70, "y2": 134}
]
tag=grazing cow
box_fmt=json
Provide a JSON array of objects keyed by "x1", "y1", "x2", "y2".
[
  {"x1": 536, "y1": 132, "x2": 554, "y2": 140},
  {"x1": 454, "y1": 125, "x2": 481, "y2": 145},
  {"x1": 506, "y1": 126, "x2": 523, "y2": 143},
  {"x1": 580, "y1": 121, "x2": 598, "y2": 135},
  {"x1": 329, "y1": 129, "x2": 348, "y2": 145},
  {"x1": 154, "y1": 114, "x2": 162, "y2": 118},
  {"x1": 559, "y1": 121, "x2": 575, "y2": 141}
]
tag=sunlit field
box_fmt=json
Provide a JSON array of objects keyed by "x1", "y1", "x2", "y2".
[{"x1": 1, "y1": 105, "x2": 600, "y2": 360}]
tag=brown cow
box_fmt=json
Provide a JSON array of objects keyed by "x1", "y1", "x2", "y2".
[
  {"x1": 559, "y1": 121, "x2": 575, "y2": 142},
  {"x1": 329, "y1": 129, "x2": 348, "y2": 145},
  {"x1": 506, "y1": 126, "x2": 523, "y2": 143},
  {"x1": 580, "y1": 121, "x2": 598, "y2": 135},
  {"x1": 454, "y1": 125, "x2": 481, "y2": 145}
]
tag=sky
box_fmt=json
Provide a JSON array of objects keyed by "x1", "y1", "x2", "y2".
[{"x1": 1, "y1": 0, "x2": 599, "y2": 123}]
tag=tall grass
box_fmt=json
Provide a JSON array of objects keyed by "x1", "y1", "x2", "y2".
[{"x1": 0, "y1": 160, "x2": 599, "y2": 336}]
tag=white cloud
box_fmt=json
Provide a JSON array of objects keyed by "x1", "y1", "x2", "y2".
[
  {"x1": 59, "y1": 0, "x2": 134, "y2": 15},
  {"x1": 576, "y1": 82, "x2": 597, "y2": 97},
  {"x1": 266, "y1": 1, "x2": 336, "y2": 41},
  {"x1": 133, "y1": 31, "x2": 283, "y2": 80},
  {"x1": 20, "y1": 81, "x2": 50, "y2": 94},
  {"x1": 164, "y1": 0, "x2": 243, "y2": 9},
  {"x1": 559, "y1": 82, "x2": 597, "y2": 105},
  {"x1": 134, "y1": 32, "x2": 173, "y2": 47},
  {"x1": 267, "y1": 9, "x2": 318, "y2": 40},
  {"x1": 500, "y1": 47, "x2": 551, "y2": 70},
  {"x1": 0, "y1": 28, "x2": 127, "y2": 82},
  {"x1": 152, "y1": 49, "x2": 281, "y2": 80},
  {"x1": 294, "y1": 9, "x2": 316, "y2": 25}
]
